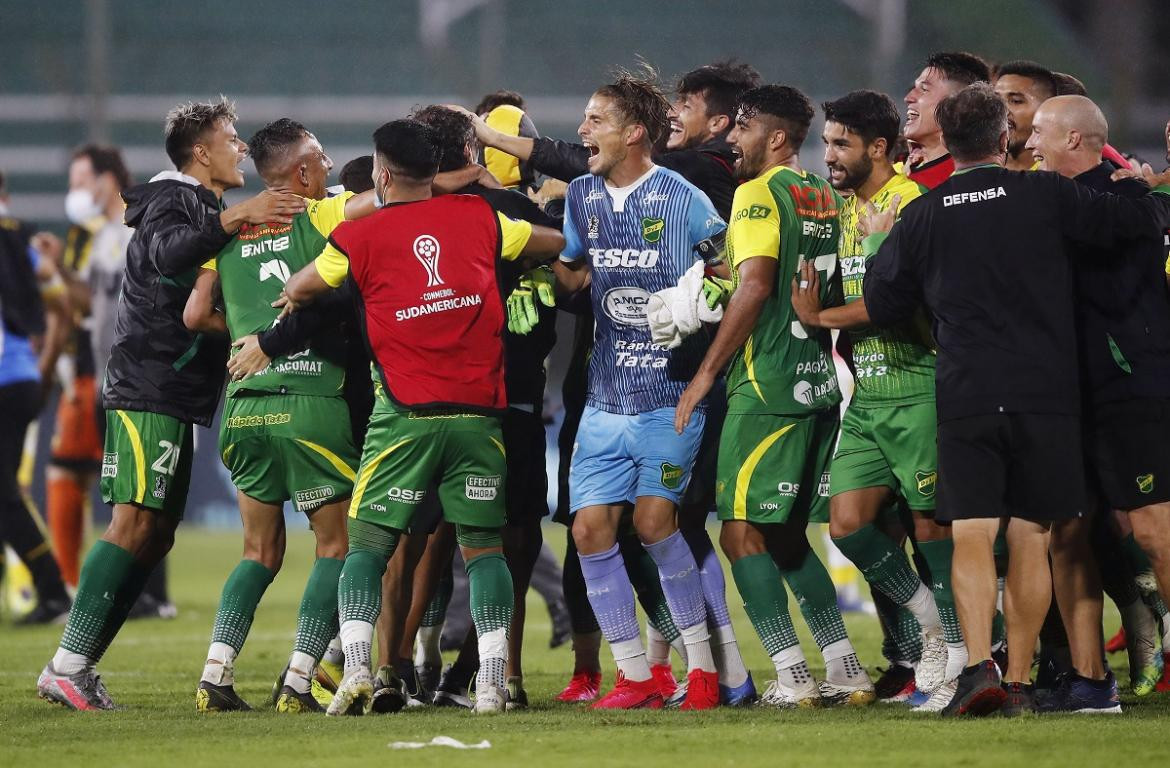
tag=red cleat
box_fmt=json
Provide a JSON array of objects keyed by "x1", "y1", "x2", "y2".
[
  {"x1": 650, "y1": 663, "x2": 677, "y2": 699},
  {"x1": 592, "y1": 672, "x2": 664, "y2": 710},
  {"x1": 557, "y1": 669, "x2": 602, "y2": 702},
  {"x1": 680, "y1": 669, "x2": 719, "y2": 711},
  {"x1": 1155, "y1": 653, "x2": 1170, "y2": 693},
  {"x1": 1104, "y1": 627, "x2": 1127, "y2": 654}
]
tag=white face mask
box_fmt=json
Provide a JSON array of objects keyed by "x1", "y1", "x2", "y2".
[{"x1": 65, "y1": 188, "x2": 103, "y2": 226}]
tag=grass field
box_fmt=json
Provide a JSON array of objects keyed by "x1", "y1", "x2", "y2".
[{"x1": 1, "y1": 527, "x2": 1167, "y2": 768}]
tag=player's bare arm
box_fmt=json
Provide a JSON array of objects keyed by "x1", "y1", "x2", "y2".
[
  {"x1": 183, "y1": 268, "x2": 227, "y2": 335},
  {"x1": 791, "y1": 261, "x2": 870, "y2": 329},
  {"x1": 675, "y1": 254, "x2": 776, "y2": 433},
  {"x1": 218, "y1": 187, "x2": 306, "y2": 234}
]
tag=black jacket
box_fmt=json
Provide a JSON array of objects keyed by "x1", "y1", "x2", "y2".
[
  {"x1": 0, "y1": 215, "x2": 44, "y2": 338},
  {"x1": 528, "y1": 136, "x2": 738, "y2": 219},
  {"x1": 863, "y1": 165, "x2": 1170, "y2": 423},
  {"x1": 1072, "y1": 163, "x2": 1170, "y2": 405},
  {"x1": 103, "y1": 176, "x2": 233, "y2": 426}
]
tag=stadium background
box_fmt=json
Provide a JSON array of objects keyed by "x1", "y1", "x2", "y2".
[{"x1": 2, "y1": 0, "x2": 1168, "y2": 528}]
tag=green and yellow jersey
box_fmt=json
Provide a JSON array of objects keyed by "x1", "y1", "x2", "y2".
[
  {"x1": 205, "y1": 192, "x2": 353, "y2": 398},
  {"x1": 840, "y1": 173, "x2": 935, "y2": 406},
  {"x1": 724, "y1": 165, "x2": 843, "y2": 416}
]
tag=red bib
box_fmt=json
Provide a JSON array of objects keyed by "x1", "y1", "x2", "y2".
[{"x1": 331, "y1": 194, "x2": 507, "y2": 411}]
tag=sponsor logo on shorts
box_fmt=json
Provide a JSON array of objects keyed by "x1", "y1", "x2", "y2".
[
  {"x1": 602, "y1": 286, "x2": 651, "y2": 328},
  {"x1": 777, "y1": 481, "x2": 799, "y2": 497},
  {"x1": 1137, "y1": 473, "x2": 1155, "y2": 495},
  {"x1": 295, "y1": 485, "x2": 335, "y2": 512},
  {"x1": 387, "y1": 486, "x2": 426, "y2": 504},
  {"x1": 152, "y1": 474, "x2": 168, "y2": 500},
  {"x1": 102, "y1": 453, "x2": 118, "y2": 479},
  {"x1": 818, "y1": 472, "x2": 831, "y2": 498},
  {"x1": 915, "y1": 471, "x2": 937, "y2": 498},
  {"x1": 660, "y1": 463, "x2": 684, "y2": 490},
  {"x1": 225, "y1": 412, "x2": 292, "y2": 429},
  {"x1": 466, "y1": 474, "x2": 502, "y2": 501},
  {"x1": 641, "y1": 217, "x2": 664, "y2": 243}
]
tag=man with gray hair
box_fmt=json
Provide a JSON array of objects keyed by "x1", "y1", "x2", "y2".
[
  {"x1": 37, "y1": 97, "x2": 305, "y2": 711},
  {"x1": 1027, "y1": 95, "x2": 1170, "y2": 710},
  {"x1": 859, "y1": 82, "x2": 1170, "y2": 717}
]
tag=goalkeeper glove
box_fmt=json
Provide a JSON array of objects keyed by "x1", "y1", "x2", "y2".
[
  {"x1": 507, "y1": 266, "x2": 556, "y2": 334},
  {"x1": 702, "y1": 275, "x2": 733, "y2": 310}
]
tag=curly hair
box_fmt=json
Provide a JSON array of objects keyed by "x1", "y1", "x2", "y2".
[
  {"x1": 163, "y1": 95, "x2": 237, "y2": 170},
  {"x1": 822, "y1": 90, "x2": 901, "y2": 152},
  {"x1": 737, "y1": 84, "x2": 815, "y2": 151},
  {"x1": 411, "y1": 105, "x2": 475, "y2": 172}
]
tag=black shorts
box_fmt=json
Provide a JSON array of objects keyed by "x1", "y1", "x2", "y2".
[
  {"x1": 503, "y1": 406, "x2": 549, "y2": 526},
  {"x1": 1086, "y1": 397, "x2": 1170, "y2": 510},
  {"x1": 937, "y1": 412, "x2": 1088, "y2": 523},
  {"x1": 679, "y1": 379, "x2": 726, "y2": 524}
]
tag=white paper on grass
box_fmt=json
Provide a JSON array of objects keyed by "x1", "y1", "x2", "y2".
[{"x1": 388, "y1": 736, "x2": 492, "y2": 750}]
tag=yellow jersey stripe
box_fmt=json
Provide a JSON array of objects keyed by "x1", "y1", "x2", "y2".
[
  {"x1": 348, "y1": 439, "x2": 412, "y2": 518},
  {"x1": 744, "y1": 335, "x2": 766, "y2": 404},
  {"x1": 295, "y1": 439, "x2": 357, "y2": 482},
  {"x1": 733, "y1": 424, "x2": 796, "y2": 520},
  {"x1": 489, "y1": 436, "x2": 506, "y2": 458},
  {"x1": 115, "y1": 410, "x2": 147, "y2": 504}
]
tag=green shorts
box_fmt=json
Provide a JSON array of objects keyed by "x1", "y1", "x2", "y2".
[
  {"x1": 349, "y1": 399, "x2": 507, "y2": 531},
  {"x1": 100, "y1": 409, "x2": 193, "y2": 518},
  {"x1": 219, "y1": 394, "x2": 358, "y2": 514},
  {"x1": 716, "y1": 409, "x2": 838, "y2": 525},
  {"x1": 829, "y1": 401, "x2": 938, "y2": 511}
]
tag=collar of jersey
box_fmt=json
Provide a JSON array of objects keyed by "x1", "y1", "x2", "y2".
[
  {"x1": 951, "y1": 162, "x2": 1000, "y2": 176},
  {"x1": 603, "y1": 163, "x2": 659, "y2": 213},
  {"x1": 756, "y1": 163, "x2": 804, "y2": 184}
]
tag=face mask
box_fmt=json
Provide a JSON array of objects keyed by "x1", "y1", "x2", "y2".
[{"x1": 65, "y1": 188, "x2": 103, "y2": 225}]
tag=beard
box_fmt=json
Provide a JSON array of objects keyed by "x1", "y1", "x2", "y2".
[{"x1": 832, "y1": 154, "x2": 874, "y2": 193}]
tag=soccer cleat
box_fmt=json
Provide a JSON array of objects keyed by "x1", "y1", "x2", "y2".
[
  {"x1": 1154, "y1": 653, "x2": 1170, "y2": 693},
  {"x1": 1037, "y1": 672, "x2": 1121, "y2": 715},
  {"x1": 315, "y1": 658, "x2": 342, "y2": 694},
  {"x1": 941, "y1": 661, "x2": 1005, "y2": 718},
  {"x1": 592, "y1": 672, "x2": 665, "y2": 710},
  {"x1": 474, "y1": 684, "x2": 509, "y2": 714},
  {"x1": 1000, "y1": 681, "x2": 1036, "y2": 717},
  {"x1": 415, "y1": 662, "x2": 441, "y2": 703},
  {"x1": 911, "y1": 678, "x2": 957, "y2": 713},
  {"x1": 650, "y1": 663, "x2": 678, "y2": 699},
  {"x1": 196, "y1": 680, "x2": 252, "y2": 712},
  {"x1": 16, "y1": 597, "x2": 72, "y2": 626},
  {"x1": 873, "y1": 665, "x2": 916, "y2": 703},
  {"x1": 914, "y1": 627, "x2": 947, "y2": 694},
  {"x1": 818, "y1": 677, "x2": 876, "y2": 707},
  {"x1": 991, "y1": 645, "x2": 1009, "y2": 679},
  {"x1": 720, "y1": 673, "x2": 758, "y2": 707},
  {"x1": 680, "y1": 669, "x2": 719, "y2": 711},
  {"x1": 326, "y1": 669, "x2": 373, "y2": 716},
  {"x1": 432, "y1": 664, "x2": 473, "y2": 709},
  {"x1": 557, "y1": 669, "x2": 602, "y2": 702},
  {"x1": 275, "y1": 685, "x2": 325, "y2": 714},
  {"x1": 757, "y1": 678, "x2": 821, "y2": 709},
  {"x1": 270, "y1": 664, "x2": 290, "y2": 706},
  {"x1": 37, "y1": 664, "x2": 116, "y2": 711},
  {"x1": 370, "y1": 665, "x2": 408, "y2": 714},
  {"x1": 505, "y1": 676, "x2": 528, "y2": 711},
  {"x1": 1104, "y1": 627, "x2": 1127, "y2": 654}
]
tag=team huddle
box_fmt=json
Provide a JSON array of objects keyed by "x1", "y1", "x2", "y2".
[{"x1": 21, "y1": 50, "x2": 1170, "y2": 719}]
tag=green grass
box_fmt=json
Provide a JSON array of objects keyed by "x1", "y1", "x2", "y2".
[{"x1": 1, "y1": 527, "x2": 1167, "y2": 767}]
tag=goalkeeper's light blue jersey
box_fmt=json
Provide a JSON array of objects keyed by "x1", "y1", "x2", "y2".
[{"x1": 560, "y1": 165, "x2": 725, "y2": 415}]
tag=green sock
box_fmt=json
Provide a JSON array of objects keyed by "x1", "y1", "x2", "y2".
[
  {"x1": 294, "y1": 557, "x2": 343, "y2": 659},
  {"x1": 338, "y1": 550, "x2": 388, "y2": 626},
  {"x1": 211, "y1": 559, "x2": 275, "y2": 652},
  {"x1": 731, "y1": 553, "x2": 800, "y2": 656},
  {"x1": 92, "y1": 560, "x2": 156, "y2": 662},
  {"x1": 60, "y1": 541, "x2": 136, "y2": 659},
  {"x1": 834, "y1": 524, "x2": 922, "y2": 605},
  {"x1": 627, "y1": 546, "x2": 681, "y2": 642},
  {"x1": 918, "y1": 539, "x2": 963, "y2": 645},
  {"x1": 421, "y1": 571, "x2": 453, "y2": 628},
  {"x1": 466, "y1": 552, "x2": 514, "y2": 691},
  {"x1": 782, "y1": 548, "x2": 849, "y2": 651}
]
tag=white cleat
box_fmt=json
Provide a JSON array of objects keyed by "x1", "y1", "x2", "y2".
[
  {"x1": 473, "y1": 684, "x2": 509, "y2": 714},
  {"x1": 912, "y1": 678, "x2": 957, "y2": 713},
  {"x1": 915, "y1": 626, "x2": 948, "y2": 694},
  {"x1": 818, "y1": 674, "x2": 876, "y2": 707},
  {"x1": 326, "y1": 669, "x2": 373, "y2": 716},
  {"x1": 758, "y1": 678, "x2": 821, "y2": 709}
]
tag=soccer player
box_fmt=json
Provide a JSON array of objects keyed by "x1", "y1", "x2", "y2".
[
  {"x1": 280, "y1": 119, "x2": 564, "y2": 715},
  {"x1": 36, "y1": 98, "x2": 305, "y2": 710},
  {"x1": 992, "y1": 60, "x2": 1058, "y2": 171},
  {"x1": 545, "y1": 71, "x2": 726, "y2": 711},
  {"x1": 790, "y1": 89, "x2": 965, "y2": 712},
  {"x1": 903, "y1": 52, "x2": 991, "y2": 187},
  {"x1": 675, "y1": 84, "x2": 874, "y2": 709},
  {"x1": 183, "y1": 119, "x2": 377, "y2": 713},
  {"x1": 1026, "y1": 95, "x2": 1170, "y2": 711},
  {"x1": 861, "y1": 83, "x2": 1170, "y2": 716}
]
